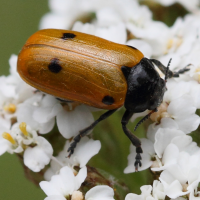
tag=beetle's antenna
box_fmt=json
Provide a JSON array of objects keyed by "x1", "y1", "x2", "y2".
[
  {"x1": 165, "y1": 58, "x2": 172, "y2": 82},
  {"x1": 134, "y1": 108, "x2": 157, "y2": 131}
]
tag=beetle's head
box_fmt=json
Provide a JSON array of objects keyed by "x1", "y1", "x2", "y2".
[{"x1": 123, "y1": 57, "x2": 167, "y2": 113}]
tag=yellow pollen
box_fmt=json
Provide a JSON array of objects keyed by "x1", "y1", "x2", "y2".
[
  {"x1": 2, "y1": 132, "x2": 16, "y2": 144},
  {"x1": 4, "y1": 103, "x2": 17, "y2": 113},
  {"x1": 19, "y1": 122, "x2": 28, "y2": 136},
  {"x1": 167, "y1": 39, "x2": 173, "y2": 50},
  {"x1": 176, "y1": 37, "x2": 183, "y2": 48},
  {"x1": 195, "y1": 68, "x2": 200, "y2": 73}
]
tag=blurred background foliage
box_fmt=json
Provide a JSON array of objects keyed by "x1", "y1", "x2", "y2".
[
  {"x1": 0, "y1": 1, "x2": 192, "y2": 200},
  {"x1": 0, "y1": 1, "x2": 48, "y2": 199}
]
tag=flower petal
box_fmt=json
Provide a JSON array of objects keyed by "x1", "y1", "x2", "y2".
[{"x1": 85, "y1": 185, "x2": 115, "y2": 200}]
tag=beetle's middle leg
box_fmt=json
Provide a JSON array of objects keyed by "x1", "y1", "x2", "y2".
[
  {"x1": 67, "y1": 109, "x2": 117, "y2": 157},
  {"x1": 121, "y1": 110, "x2": 143, "y2": 171}
]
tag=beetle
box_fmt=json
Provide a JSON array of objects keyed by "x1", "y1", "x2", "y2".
[{"x1": 17, "y1": 29, "x2": 188, "y2": 171}]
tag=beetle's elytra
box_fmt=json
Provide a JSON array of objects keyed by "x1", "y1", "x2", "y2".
[{"x1": 17, "y1": 29, "x2": 187, "y2": 171}]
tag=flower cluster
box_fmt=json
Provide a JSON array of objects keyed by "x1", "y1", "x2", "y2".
[{"x1": 1, "y1": 0, "x2": 200, "y2": 200}]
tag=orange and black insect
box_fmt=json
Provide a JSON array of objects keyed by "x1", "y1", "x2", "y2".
[{"x1": 17, "y1": 29, "x2": 188, "y2": 171}]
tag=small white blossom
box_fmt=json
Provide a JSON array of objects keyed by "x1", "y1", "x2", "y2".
[
  {"x1": 125, "y1": 180, "x2": 165, "y2": 200},
  {"x1": 150, "y1": 81, "x2": 200, "y2": 134},
  {"x1": 40, "y1": 166, "x2": 115, "y2": 200},
  {"x1": 40, "y1": 166, "x2": 87, "y2": 198},
  {"x1": 126, "y1": 39, "x2": 153, "y2": 58},
  {"x1": 44, "y1": 137, "x2": 101, "y2": 180},
  {"x1": 85, "y1": 185, "x2": 115, "y2": 200},
  {"x1": 151, "y1": 128, "x2": 200, "y2": 171},
  {"x1": 24, "y1": 136, "x2": 53, "y2": 172},
  {"x1": 0, "y1": 55, "x2": 35, "y2": 126},
  {"x1": 17, "y1": 93, "x2": 94, "y2": 138},
  {"x1": 56, "y1": 104, "x2": 94, "y2": 139},
  {"x1": 0, "y1": 122, "x2": 53, "y2": 172},
  {"x1": 16, "y1": 93, "x2": 55, "y2": 134},
  {"x1": 72, "y1": 21, "x2": 127, "y2": 44}
]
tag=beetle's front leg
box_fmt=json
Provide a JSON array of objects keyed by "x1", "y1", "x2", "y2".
[
  {"x1": 121, "y1": 110, "x2": 143, "y2": 171},
  {"x1": 172, "y1": 64, "x2": 191, "y2": 77},
  {"x1": 67, "y1": 109, "x2": 117, "y2": 157},
  {"x1": 150, "y1": 59, "x2": 190, "y2": 78}
]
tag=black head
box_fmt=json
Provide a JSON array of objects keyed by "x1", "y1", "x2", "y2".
[{"x1": 121, "y1": 57, "x2": 166, "y2": 113}]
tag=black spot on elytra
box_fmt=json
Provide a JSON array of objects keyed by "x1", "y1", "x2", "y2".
[
  {"x1": 48, "y1": 58, "x2": 62, "y2": 73},
  {"x1": 126, "y1": 45, "x2": 138, "y2": 50},
  {"x1": 62, "y1": 33, "x2": 76, "y2": 40},
  {"x1": 102, "y1": 96, "x2": 115, "y2": 105}
]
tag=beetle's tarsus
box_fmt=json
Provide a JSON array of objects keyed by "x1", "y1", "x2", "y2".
[
  {"x1": 134, "y1": 158, "x2": 142, "y2": 172},
  {"x1": 67, "y1": 134, "x2": 81, "y2": 157},
  {"x1": 135, "y1": 146, "x2": 142, "y2": 171},
  {"x1": 173, "y1": 64, "x2": 191, "y2": 77}
]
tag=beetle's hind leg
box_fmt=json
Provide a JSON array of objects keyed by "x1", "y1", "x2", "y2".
[
  {"x1": 67, "y1": 109, "x2": 117, "y2": 157},
  {"x1": 121, "y1": 110, "x2": 142, "y2": 172}
]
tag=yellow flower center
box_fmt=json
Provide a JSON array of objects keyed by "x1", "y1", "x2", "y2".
[
  {"x1": 166, "y1": 36, "x2": 183, "y2": 54},
  {"x1": 19, "y1": 122, "x2": 28, "y2": 136},
  {"x1": 4, "y1": 103, "x2": 17, "y2": 113},
  {"x1": 2, "y1": 132, "x2": 16, "y2": 144},
  {"x1": 150, "y1": 102, "x2": 169, "y2": 123}
]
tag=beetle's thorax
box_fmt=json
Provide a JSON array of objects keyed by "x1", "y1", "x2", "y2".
[{"x1": 123, "y1": 57, "x2": 166, "y2": 112}]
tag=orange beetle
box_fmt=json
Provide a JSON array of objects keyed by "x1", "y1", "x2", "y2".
[
  {"x1": 17, "y1": 29, "x2": 187, "y2": 171},
  {"x1": 17, "y1": 29, "x2": 143, "y2": 110}
]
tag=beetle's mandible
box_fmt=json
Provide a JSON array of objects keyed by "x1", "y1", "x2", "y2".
[{"x1": 17, "y1": 29, "x2": 189, "y2": 171}]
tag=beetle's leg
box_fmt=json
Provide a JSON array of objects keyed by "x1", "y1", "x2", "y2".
[
  {"x1": 56, "y1": 98, "x2": 73, "y2": 103},
  {"x1": 121, "y1": 110, "x2": 143, "y2": 172},
  {"x1": 150, "y1": 59, "x2": 174, "y2": 78},
  {"x1": 172, "y1": 64, "x2": 191, "y2": 77},
  {"x1": 67, "y1": 109, "x2": 118, "y2": 157},
  {"x1": 150, "y1": 59, "x2": 190, "y2": 78}
]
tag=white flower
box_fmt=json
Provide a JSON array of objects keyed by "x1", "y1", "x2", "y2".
[
  {"x1": 128, "y1": 14, "x2": 199, "y2": 58},
  {"x1": 153, "y1": 128, "x2": 186, "y2": 158},
  {"x1": 0, "y1": 122, "x2": 53, "y2": 172},
  {"x1": 17, "y1": 92, "x2": 94, "y2": 138},
  {"x1": 0, "y1": 55, "x2": 35, "y2": 126},
  {"x1": 124, "y1": 138, "x2": 155, "y2": 173},
  {"x1": 24, "y1": 136, "x2": 53, "y2": 172},
  {"x1": 96, "y1": 7, "x2": 122, "y2": 26},
  {"x1": 40, "y1": 0, "x2": 153, "y2": 32},
  {"x1": 40, "y1": 166, "x2": 115, "y2": 200},
  {"x1": 40, "y1": 166, "x2": 87, "y2": 198},
  {"x1": 151, "y1": 128, "x2": 200, "y2": 171},
  {"x1": 40, "y1": 0, "x2": 119, "y2": 29},
  {"x1": 73, "y1": 21, "x2": 127, "y2": 44},
  {"x1": 44, "y1": 137, "x2": 101, "y2": 180},
  {"x1": 149, "y1": 139, "x2": 200, "y2": 198},
  {"x1": 127, "y1": 20, "x2": 169, "y2": 57},
  {"x1": 125, "y1": 180, "x2": 165, "y2": 200},
  {"x1": 150, "y1": 81, "x2": 200, "y2": 134},
  {"x1": 56, "y1": 103, "x2": 94, "y2": 139},
  {"x1": 85, "y1": 185, "x2": 115, "y2": 200},
  {"x1": 16, "y1": 93, "x2": 55, "y2": 134},
  {"x1": 165, "y1": 97, "x2": 200, "y2": 134},
  {"x1": 189, "y1": 189, "x2": 200, "y2": 200},
  {"x1": 152, "y1": 143, "x2": 180, "y2": 171},
  {"x1": 126, "y1": 39, "x2": 153, "y2": 58}
]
